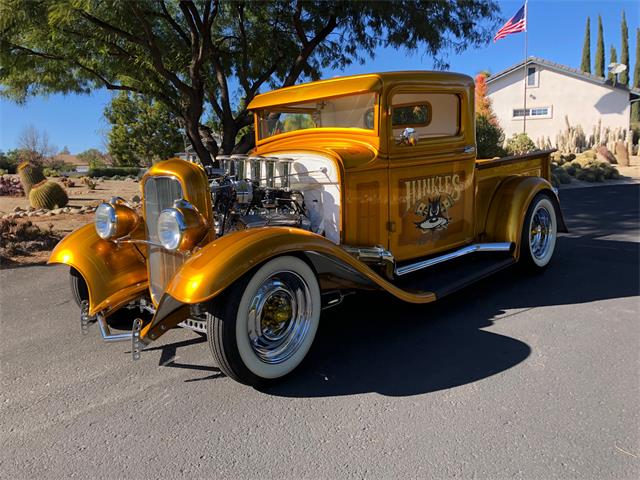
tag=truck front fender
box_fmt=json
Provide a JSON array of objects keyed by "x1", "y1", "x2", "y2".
[
  {"x1": 165, "y1": 227, "x2": 436, "y2": 305},
  {"x1": 48, "y1": 224, "x2": 148, "y2": 316},
  {"x1": 141, "y1": 227, "x2": 436, "y2": 343},
  {"x1": 484, "y1": 176, "x2": 568, "y2": 258}
]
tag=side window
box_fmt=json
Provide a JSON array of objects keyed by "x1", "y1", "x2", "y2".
[
  {"x1": 392, "y1": 104, "x2": 430, "y2": 127},
  {"x1": 391, "y1": 92, "x2": 460, "y2": 146},
  {"x1": 527, "y1": 67, "x2": 538, "y2": 87}
]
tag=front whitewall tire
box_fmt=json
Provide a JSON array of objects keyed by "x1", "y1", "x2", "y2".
[{"x1": 207, "y1": 256, "x2": 321, "y2": 385}]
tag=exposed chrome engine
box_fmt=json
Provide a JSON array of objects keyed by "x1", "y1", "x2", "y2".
[{"x1": 205, "y1": 155, "x2": 311, "y2": 237}]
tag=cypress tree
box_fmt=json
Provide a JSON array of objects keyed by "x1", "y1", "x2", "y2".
[
  {"x1": 608, "y1": 46, "x2": 618, "y2": 82},
  {"x1": 595, "y1": 15, "x2": 605, "y2": 77},
  {"x1": 620, "y1": 11, "x2": 629, "y2": 85},
  {"x1": 632, "y1": 28, "x2": 640, "y2": 124},
  {"x1": 580, "y1": 17, "x2": 591, "y2": 73}
]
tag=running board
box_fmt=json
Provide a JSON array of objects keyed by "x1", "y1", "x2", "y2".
[{"x1": 394, "y1": 242, "x2": 513, "y2": 277}]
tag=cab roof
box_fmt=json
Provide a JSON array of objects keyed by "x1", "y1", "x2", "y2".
[{"x1": 247, "y1": 71, "x2": 473, "y2": 110}]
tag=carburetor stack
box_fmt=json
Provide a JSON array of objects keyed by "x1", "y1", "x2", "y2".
[{"x1": 205, "y1": 155, "x2": 311, "y2": 236}]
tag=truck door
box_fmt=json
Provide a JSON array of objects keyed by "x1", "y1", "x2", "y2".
[{"x1": 387, "y1": 87, "x2": 476, "y2": 262}]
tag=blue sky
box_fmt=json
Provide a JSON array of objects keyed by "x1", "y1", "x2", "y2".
[{"x1": 0, "y1": 0, "x2": 637, "y2": 154}]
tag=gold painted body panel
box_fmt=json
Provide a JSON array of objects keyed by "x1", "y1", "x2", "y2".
[
  {"x1": 164, "y1": 227, "x2": 436, "y2": 306},
  {"x1": 483, "y1": 176, "x2": 555, "y2": 259},
  {"x1": 48, "y1": 224, "x2": 148, "y2": 316},
  {"x1": 142, "y1": 158, "x2": 213, "y2": 225}
]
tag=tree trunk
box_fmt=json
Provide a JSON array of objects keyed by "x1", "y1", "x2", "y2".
[
  {"x1": 183, "y1": 114, "x2": 213, "y2": 167},
  {"x1": 199, "y1": 125, "x2": 220, "y2": 160},
  {"x1": 221, "y1": 123, "x2": 238, "y2": 155},
  {"x1": 232, "y1": 129, "x2": 256, "y2": 154}
]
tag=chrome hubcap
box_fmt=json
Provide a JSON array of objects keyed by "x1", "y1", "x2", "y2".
[
  {"x1": 530, "y1": 206, "x2": 553, "y2": 260},
  {"x1": 247, "y1": 271, "x2": 312, "y2": 364}
]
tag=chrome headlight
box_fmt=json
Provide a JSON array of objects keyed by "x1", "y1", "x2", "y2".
[
  {"x1": 157, "y1": 199, "x2": 207, "y2": 251},
  {"x1": 95, "y1": 202, "x2": 116, "y2": 239},
  {"x1": 95, "y1": 197, "x2": 140, "y2": 240}
]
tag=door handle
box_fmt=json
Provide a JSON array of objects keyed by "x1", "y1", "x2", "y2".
[{"x1": 463, "y1": 145, "x2": 476, "y2": 154}]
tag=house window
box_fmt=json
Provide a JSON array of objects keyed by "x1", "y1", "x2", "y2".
[
  {"x1": 527, "y1": 66, "x2": 538, "y2": 87},
  {"x1": 512, "y1": 106, "x2": 552, "y2": 119}
]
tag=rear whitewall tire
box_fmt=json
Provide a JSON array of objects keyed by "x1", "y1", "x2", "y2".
[
  {"x1": 520, "y1": 193, "x2": 557, "y2": 270},
  {"x1": 207, "y1": 256, "x2": 321, "y2": 386}
]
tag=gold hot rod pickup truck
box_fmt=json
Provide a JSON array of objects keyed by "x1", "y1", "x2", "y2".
[{"x1": 50, "y1": 71, "x2": 566, "y2": 386}]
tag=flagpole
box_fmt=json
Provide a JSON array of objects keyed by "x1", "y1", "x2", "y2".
[{"x1": 523, "y1": 0, "x2": 528, "y2": 134}]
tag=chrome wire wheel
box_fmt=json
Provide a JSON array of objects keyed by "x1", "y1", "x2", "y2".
[
  {"x1": 522, "y1": 194, "x2": 557, "y2": 269},
  {"x1": 529, "y1": 206, "x2": 553, "y2": 260},
  {"x1": 247, "y1": 271, "x2": 313, "y2": 365},
  {"x1": 207, "y1": 255, "x2": 321, "y2": 385}
]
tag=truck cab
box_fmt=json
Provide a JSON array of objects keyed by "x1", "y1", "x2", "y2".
[{"x1": 50, "y1": 71, "x2": 566, "y2": 386}]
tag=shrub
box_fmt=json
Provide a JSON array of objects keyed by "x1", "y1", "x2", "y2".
[
  {"x1": 43, "y1": 167, "x2": 60, "y2": 177},
  {"x1": 60, "y1": 177, "x2": 76, "y2": 188},
  {"x1": 561, "y1": 163, "x2": 577, "y2": 176},
  {"x1": 82, "y1": 177, "x2": 97, "y2": 190},
  {"x1": 0, "y1": 151, "x2": 19, "y2": 174},
  {"x1": 505, "y1": 133, "x2": 537, "y2": 155},
  {"x1": 476, "y1": 114, "x2": 506, "y2": 158},
  {"x1": 87, "y1": 167, "x2": 141, "y2": 178}
]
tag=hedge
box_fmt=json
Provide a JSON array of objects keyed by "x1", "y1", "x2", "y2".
[{"x1": 87, "y1": 167, "x2": 144, "y2": 178}]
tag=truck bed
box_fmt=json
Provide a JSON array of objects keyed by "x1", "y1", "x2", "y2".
[{"x1": 474, "y1": 149, "x2": 556, "y2": 236}]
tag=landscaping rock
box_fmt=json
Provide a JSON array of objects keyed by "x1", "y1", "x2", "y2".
[
  {"x1": 131, "y1": 195, "x2": 141, "y2": 204},
  {"x1": 595, "y1": 145, "x2": 616, "y2": 164},
  {"x1": 614, "y1": 141, "x2": 629, "y2": 166},
  {"x1": 12, "y1": 206, "x2": 23, "y2": 213}
]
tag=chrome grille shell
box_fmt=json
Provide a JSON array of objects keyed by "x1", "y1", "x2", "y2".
[
  {"x1": 141, "y1": 159, "x2": 213, "y2": 305},
  {"x1": 144, "y1": 176, "x2": 185, "y2": 304}
]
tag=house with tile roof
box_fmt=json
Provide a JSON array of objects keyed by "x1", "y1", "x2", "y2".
[{"x1": 486, "y1": 57, "x2": 640, "y2": 146}]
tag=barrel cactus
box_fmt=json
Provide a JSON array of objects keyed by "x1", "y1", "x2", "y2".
[
  {"x1": 28, "y1": 180, "x2": 69, "y2": 209},
  {"x1": 17, "y1": 162, "x2": 46, "y2": 194}
]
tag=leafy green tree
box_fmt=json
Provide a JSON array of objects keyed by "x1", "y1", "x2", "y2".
[
  {"x1": 580, "y1": 17, "x2": 591, "y2": 74},
  {"x1": 608, "y1": 46, "x2": 618, "y2": 82},
  {"x1": 476, "y1": 115, "x2": 505, "y2": 158},
  {"x1": 632, "y1": 28, "x2": 640, "y2": 124},
  {"x1": 505, "y1": 133, "x2": 536, "y2": 155},
  {"x1": 595, "y1": 15, "x2": 605, "y2": 77},
  {"x1": 0, "y1": 0, "x2": 501, "y2": 165},
  {"x1": 620, "y1": 11, "x2": 629, "y2": 86},
  {"x1": 77, "y1": 148, "x2": 109, "y2": 169},
  {"x1": 0, "y1": 149, "x2": 20, "y2": 173},
  {"x1": 104, "y1": 92, "x2": 184, "y2": 166}
]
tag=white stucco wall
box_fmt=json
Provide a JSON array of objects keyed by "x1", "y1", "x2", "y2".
[{"x1": 486, "y1": 64, "x2": 631, "y2": 145}]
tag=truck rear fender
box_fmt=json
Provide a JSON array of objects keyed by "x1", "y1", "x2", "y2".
[
  {"x1": 48, "y1": 224, "x2": 149, "y2": 316},
  {"x1": 483, "y1": 176, "x2": 568, "y2": 259}
]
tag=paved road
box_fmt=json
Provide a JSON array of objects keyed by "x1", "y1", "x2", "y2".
[{"x1": 1, "y1": 184, "x2": 639, "y2": 479}]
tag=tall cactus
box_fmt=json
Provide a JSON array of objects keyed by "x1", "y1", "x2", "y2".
[
  {"x1": 17, "y1": 162, "x2": 46, "y2": 194},
  {"x1": 28, "y1": 180, "x2": 69, "y2": 209}
]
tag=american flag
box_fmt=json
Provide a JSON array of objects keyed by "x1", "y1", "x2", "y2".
[{"x1": 493, "y1": 3, "x2": 527, "y2": 42}]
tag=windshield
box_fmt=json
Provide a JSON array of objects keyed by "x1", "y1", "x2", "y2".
[{"x1": 257, "y1": 92, "x2": 376, "y2": 140}]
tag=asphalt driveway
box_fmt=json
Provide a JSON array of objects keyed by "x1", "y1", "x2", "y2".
[{"x1": 1, "y1": 184, "x2": 638, "y2": 479}]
